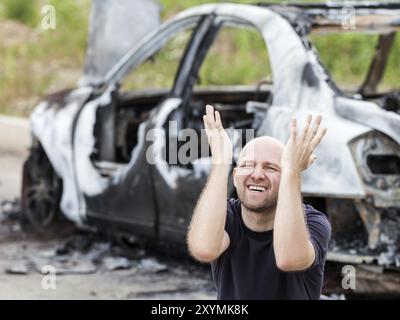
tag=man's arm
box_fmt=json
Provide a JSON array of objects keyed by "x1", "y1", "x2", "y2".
[
  {"x1": 187, "y1": 105, "x2": 232, "y2": 263},
  {"x1": 273, "y1": 115, "x2": 327, "y2": 272},
  {"x1": 187, "y1": 165, "x2": 230, "y2": 262}
]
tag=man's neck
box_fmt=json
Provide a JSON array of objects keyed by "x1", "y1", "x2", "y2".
[{"x1": 241, "y1": 205, "x2": 275, "y2": 232}]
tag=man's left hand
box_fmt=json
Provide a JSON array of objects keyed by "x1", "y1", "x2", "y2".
[{"x1": 281, "y1": 114, "x2": 327, "y2": 174}]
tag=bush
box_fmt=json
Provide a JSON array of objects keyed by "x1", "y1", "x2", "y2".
[{"x1": 4, "y1": 0, "x2": 38, "y2": 26}]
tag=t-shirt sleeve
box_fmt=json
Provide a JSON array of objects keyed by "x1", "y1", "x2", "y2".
[{"x1": 305, "y1": 206, "x2": 332, "y2": 267}]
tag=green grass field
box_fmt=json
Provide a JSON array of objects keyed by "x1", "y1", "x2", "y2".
[{"x1": 0, "y1": 0, "x2": 398, "y2": 116}]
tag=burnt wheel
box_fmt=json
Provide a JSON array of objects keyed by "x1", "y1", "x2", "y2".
[{"x1": 21, "y1": 141, "x2": 62, "y2": 230}]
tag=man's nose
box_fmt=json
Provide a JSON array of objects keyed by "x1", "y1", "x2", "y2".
[{"x1": 250, "y1": 165, "x2": 265, "y2": 180}]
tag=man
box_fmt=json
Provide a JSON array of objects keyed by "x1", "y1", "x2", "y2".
[{"x1": 187, "y1": 104, "x2": 331, "y2": 300}]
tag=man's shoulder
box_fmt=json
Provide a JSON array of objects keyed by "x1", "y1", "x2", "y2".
[
  {"x1": 304, "y1": 204, "x2": 328, "y2": 219},
  {"x1": 303, "y1": 204, "x2": 332, "y2": 236}
]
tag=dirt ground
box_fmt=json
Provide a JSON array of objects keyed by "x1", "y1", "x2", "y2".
[{"x1": 0, "y1": 148, "x2": 216, "y2": 300}]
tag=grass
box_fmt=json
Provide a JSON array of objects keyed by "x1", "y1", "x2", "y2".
[
  {"x1": 312, "y1": 32, "x2": 400, "y2": 91},
  {"x1": 0, "y1": 0, "x2": 89, "y2": 116},
  {"x1": 0, "y1": 0, "x2": 399, "y2": 116},
  {"x1": 3, "y1": 0, "x2": 38, "y2": 26}
]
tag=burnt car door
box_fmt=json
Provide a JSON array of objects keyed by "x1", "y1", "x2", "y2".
[
  {"x1": 80, "y1": 14, "x2": 216, "y2": 242},
  {"x1": 27, "y1": 0, "x2": 161, "y2": 228}
]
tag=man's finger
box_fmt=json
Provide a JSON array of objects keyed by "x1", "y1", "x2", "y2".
[
  {"x1": 206, "y1": 104, "x2": 216, "y2": 128},
  {"x1": 304, "y1": 114, "x2": 322, "y2": 146},
  {"x1": 290, "y1": 117, "x2": 297, "y2": 140},
  {"x1": 204, "y1": 117, "x2": 219, "y2": 150},
  {"x1": 300, "y1": 114, "x2": 312, "y2": 142},
  {"x1": 310, "y1": 126, "x2": 327, "y2": 151},
  {"x1": 203, "y1": 115, "x2": 212, "y2": 143},
  {"x1": 215, "y1": 110, "x2": 223, "y2": 131},
  {"x1": 203, "y1": 112, "x2": 213, "y2": 132},
  {"x1": 203, "y1": 115, "x2": 210, "y2": 131}
]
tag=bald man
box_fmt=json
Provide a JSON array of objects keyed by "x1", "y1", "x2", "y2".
[{"x1": 187, "y1": 105, "x2": 331, "y2": 300}]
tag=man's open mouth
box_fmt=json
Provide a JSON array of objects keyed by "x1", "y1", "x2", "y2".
[{"x1": 247, "y1": 185, "x2": 267, "y2": 192}]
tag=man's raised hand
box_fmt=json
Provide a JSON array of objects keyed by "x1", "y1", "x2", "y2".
[
  {"x1": 281, "y1": 114, "x2": 327, "y2": 173},
  {"x1": 203, "y1": 104, "x2": 233, "y2": 165}
]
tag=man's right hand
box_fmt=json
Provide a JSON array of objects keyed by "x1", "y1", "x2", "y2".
[
  {"x1": 203, "y1": 104, "x2": 233, "y2": 166},
  {"x1": 187, "y1": 105, "x2": 232, "y2": 262}
]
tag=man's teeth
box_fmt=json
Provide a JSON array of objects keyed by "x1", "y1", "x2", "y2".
[{"x1": 248, "y1": 185, "x2": 266, "y2": 192}]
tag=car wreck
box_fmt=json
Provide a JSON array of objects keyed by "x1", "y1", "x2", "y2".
[{"x1": 22, "y1": 1, "x2": 400, "y2": 297}]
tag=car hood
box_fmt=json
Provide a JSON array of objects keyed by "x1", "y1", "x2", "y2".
[{"x1": 79, "y1": 0, "x2": 160, "y2": 87}]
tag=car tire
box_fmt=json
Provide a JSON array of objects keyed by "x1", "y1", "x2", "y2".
[{"x1": 20, "y1": 140, "x2": 63, "y2": 231}]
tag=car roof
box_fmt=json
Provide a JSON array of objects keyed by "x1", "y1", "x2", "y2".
[
  {"x1": 103, "y1": 2, "x2": 399, "y2": 87},
  {"x1": 257, "y1": 1, "x2": 400, "y2": 34},
  {"x1": 175, "y1": 2, "x2": 400, "y2": 34}
]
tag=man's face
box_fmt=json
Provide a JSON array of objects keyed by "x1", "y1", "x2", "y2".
[{"x1": 233, "y1": 138, "x2": 283, "y2": 214}]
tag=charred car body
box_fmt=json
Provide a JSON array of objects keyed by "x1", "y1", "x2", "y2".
[{"x1": 22, "y1": 1, "x2": 400, "y2": 296}]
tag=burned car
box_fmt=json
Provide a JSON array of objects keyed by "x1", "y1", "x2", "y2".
[{"x1": 22, "y1": 1, "x2": 400, "y2": 296}]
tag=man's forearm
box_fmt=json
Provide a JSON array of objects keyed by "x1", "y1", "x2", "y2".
[
  {"x1": 273, "y1": 169, "x2": 314, "y2": 271},
  {"x1": 187, "y1": 164, "x2": 230, "y2": 261}
]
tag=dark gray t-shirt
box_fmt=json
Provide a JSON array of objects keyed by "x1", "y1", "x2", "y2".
[{"x1": 211, "y1": 198, "x2": 331, "y2": 300}]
